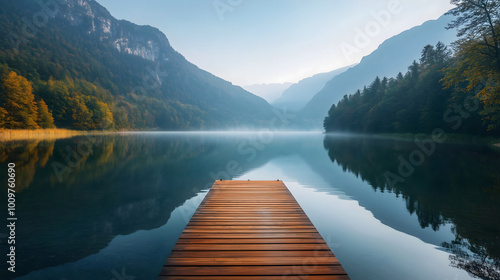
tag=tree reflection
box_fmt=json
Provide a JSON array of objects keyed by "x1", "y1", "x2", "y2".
[
  {"x1": 0, "y1": 134, "x2": 276, "y2": 277},
  {"x1": 443, "y1": 228, "x2": 500, "y2": 280},
  {"x1": 324, "y1": 135, "x2": 500, "y2": 280},
  {"x1": 0, "y1": 140, "x2": 55, "y2": 191}
]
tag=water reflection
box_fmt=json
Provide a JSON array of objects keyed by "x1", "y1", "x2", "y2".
[
  {"x1": 0, "y1": 133, "x2": 280, "y2": 279},
  {"x1": 0, "y1": 140, "x2": 55, "y2": 191},
  {"x1": 323, "y1": 135, "x2": 500, "y2": 279},
  {"x1": 1, "y1": 133, "x2": 499, "y2": 280}
]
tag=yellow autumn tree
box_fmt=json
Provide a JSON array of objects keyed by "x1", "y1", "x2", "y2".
[
  {"x1": 447, "y1": 38, "x2": 500, "y2": 127},
  {"x1": 0, "y1": 71, "x2": 39, "y2": 129},
  {"x1": 0, "y1": 106, "x2": 8, "y2": 128},
  {"x1": 37, "y1": 99, "x2": 56, "y2": 128},
  {"x1": 71, "y1": 96, "x2": 93, "y2": 130},
  {"x1": 91, "y1": 100, "x2": 114, "y2": 130}
]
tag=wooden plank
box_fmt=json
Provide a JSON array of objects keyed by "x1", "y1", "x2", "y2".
[
  {"x1": 165, "y1": 256, "x2": 340, "y2": 266},
  {"x1": 159, "y1": 180, "x2": 349, "y2": 279},
  {"x1": 184, "y1": 225, "x2": 316, "y2": 229},
  {"x1": 179, "y1": 233, "x2": 323, "y2": 239},
  {"x1": 187, "y1": 221, "x2": 316, "y2": 226},
  {"x1": 168, "y1": 250, "x2": 336, "y2": 258},
  {"x1": 160, "y1": 276, "x2": 351, "y2": 280},
  {"x1": 182, "y1": 229, "x2": 318, "y2": 233},
  {"x1": 171, "y1": 243, "x2": 332, "y2": 251},
  {"x1": 160, "y1": 265, "x2": 347, "y2": 276},
  {"x1": 190, "y1": 214, "x2": 307, "y2": 218},
  {"x1": 176, "y1": 238, "x2": 326, "y2": 244}
]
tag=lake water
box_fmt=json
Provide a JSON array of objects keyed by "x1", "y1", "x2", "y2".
[{"x1": 1, "y1": 132, "x2": 499, "y2": 280}]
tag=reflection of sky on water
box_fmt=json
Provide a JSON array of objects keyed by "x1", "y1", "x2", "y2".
[
  {"x1": 13, "y1": 193, "x2": 207, "y2": 280},
  {"x1": 235, "y1": 155, "x2": 470, "y2": 280}
]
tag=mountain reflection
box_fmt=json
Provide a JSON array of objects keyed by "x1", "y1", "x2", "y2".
[
  {"x1": 323, "y1": 135, "x2": 500, "y2": 280},
  {"x1": 0, "y1": 134, "x2": 276, "y2": 277}
]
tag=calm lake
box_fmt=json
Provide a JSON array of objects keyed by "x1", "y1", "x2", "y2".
[{"x1": 1, "y1": 132, "x2": 499, "y2": 280}]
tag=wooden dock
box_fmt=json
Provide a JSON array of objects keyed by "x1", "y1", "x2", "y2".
[{"x1": 159, "y1": 180, "x2": 349, "y2": 280}]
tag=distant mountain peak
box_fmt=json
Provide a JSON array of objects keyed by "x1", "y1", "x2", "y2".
[
  {"x1": 272, "y1": 65, "x2": 355, "y2": 112},
  {"x1": 242, "y1": 82, "x2": 294, "y2": 103}
]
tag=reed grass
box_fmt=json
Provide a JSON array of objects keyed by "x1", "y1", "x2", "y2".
[{"x1": 0, "y1": 129, "x2": 86, "y2": 141}]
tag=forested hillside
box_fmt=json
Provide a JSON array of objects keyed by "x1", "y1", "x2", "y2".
[
  {"x1": 300, "y1": 14, "x2": 457, "y2": 127},
  {"x1": 325, "y1": 1, "x2": 500, "y2": 136},
  {"x1": 0, "y1": 0, "x2": 274, "y2": 130},
  {"x1": 324, "y1": 42, "x2": 498, "y2": 135}
]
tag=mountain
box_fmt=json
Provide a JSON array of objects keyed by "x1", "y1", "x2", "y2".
[
  {"x1": 0, "y1": 0, "x2": 275, "y2": 130},
  {"x1": 272, "y1": 65, "x2": 355, "y2": 112},
  {"x1": 242, "y1": 82, "x2": 293, "y2": 103},
  {"x1": 298, "y1": 14, "x2": 457, "y2": 128}
]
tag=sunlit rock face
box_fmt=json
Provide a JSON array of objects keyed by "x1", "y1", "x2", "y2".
[{"x1": 59, "y1": 0, "x2": 174, "y2": 62}]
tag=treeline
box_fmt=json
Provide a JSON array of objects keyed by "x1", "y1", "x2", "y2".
[
  {"x1": 0, "y1": 65, "x2": 116, "y2": 130},
  {"x1": 324, "y1": 42, "x2": 496, "y2": 135},
  {"x1": 0, "y1": 61, "x2": 207, "y2": 131}
]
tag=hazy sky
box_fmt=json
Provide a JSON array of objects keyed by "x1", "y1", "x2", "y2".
[{"x1": 97, "y1": 0, "x2": 454, "y2": 87}]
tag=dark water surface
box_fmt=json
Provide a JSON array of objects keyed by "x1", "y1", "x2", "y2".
[{"x1": 1, "y1": 132, "x2": 499, "y2": 280}]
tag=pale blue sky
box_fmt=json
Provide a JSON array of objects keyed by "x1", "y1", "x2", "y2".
[{"x1": 96, "y1": 0, "x2": 454, "y2": 87}]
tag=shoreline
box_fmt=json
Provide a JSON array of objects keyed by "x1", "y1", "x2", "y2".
[
  {"x1": 3, "y1": 129, "x2": 500, "y2": 147},
  {"x1": 0, "y1": 129, "x2": 322, "y2": 142},
  {"x1": 0, "y1": 129, "x2": 105, "y2": 142}
]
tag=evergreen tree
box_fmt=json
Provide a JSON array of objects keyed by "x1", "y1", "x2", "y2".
[{"x1": 323, "y1": 43, "x2": 493, "y2": 136}]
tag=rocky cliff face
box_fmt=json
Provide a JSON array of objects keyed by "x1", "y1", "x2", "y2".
[{"x1": 57, "y1": 0, "x2": 174, "y2": 62}]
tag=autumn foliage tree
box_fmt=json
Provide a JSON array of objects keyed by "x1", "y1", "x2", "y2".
[
  {"x1": 0, "y1": 71, "x2": 39, "y2": 129},
  {"x1": 0, "y1": 71, "x2": 56, "y2": 129},
  {"x1": 70, "y1": 96, "x2": 94, "y2": 130},
  {"x1": 89, "y1": 100, "x2": 114, "y2": 130},
  {"x1": 36, "y1": 99, "x2": 56, "y2": 128},
  {"x1": 0, "y1": 106, "x2": 7, "y2": 127},
  {"x1": 444, "y1": 0, "x2": 500, "y2": 130},
  {"x1": 447, "y1": 0, "x2": 500, "y2": 69}
]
